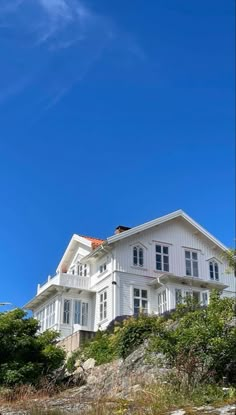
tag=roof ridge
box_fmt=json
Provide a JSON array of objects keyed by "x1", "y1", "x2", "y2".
[{"x1": 79, "y1": 235, "x2": 105, "y2": 241}]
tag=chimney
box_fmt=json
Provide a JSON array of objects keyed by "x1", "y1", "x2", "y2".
[{"x1": 115, "y1": 225, "x2": 131, "y2": 235}]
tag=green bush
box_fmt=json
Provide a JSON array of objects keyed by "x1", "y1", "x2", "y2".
[
  {"x1": 67, "y1": 330, "x2": 117, "y2": 371},
  {"x1": 149, "y1": 291, "x2": 236, "y2": 384},
  {"x1": 0, "y1": 309, "x2": 65, "y2": 386},
  {"x1": 112, "y1": 314, "x2": 165, "y2": 359},
  {"x1": 67, "y1": 291, "x2": 235, "y2": 386}
]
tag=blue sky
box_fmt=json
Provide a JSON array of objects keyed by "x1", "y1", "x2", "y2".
[{"x1": 0, "y1": 0, "x2": 235, "y2": 308}]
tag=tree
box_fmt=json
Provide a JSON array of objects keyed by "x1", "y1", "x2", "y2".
[
  {"x1": 223, "y1": 248, "x2": 236, "y2": 277},
  {"x1": 0, "y1": 308, "x2": 65, "y2": 386}
]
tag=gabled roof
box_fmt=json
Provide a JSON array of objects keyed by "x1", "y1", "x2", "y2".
[
  {"x1": 81, "y1": 236, "x2": 105, "y2": 250},
  {"x1": 56, "y1": 210, "x2": 228, "y2": 269},
  {"x1": 107, "y1": 210, "x2": 228, "y2": 252},
  {"x1": 56, "y1": 234, "x2": 104, "y2": 272}
]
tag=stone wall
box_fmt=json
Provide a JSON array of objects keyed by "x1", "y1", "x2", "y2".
[{"x1": 58, "y1": 330, "x2": 96, "y2": 353}]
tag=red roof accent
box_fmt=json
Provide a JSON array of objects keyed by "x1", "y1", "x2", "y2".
[{"x1": 80, "y1": 235, "x2": 105, "y2": 250}]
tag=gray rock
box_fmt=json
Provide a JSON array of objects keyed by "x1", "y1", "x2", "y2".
[{"x1": 82, "y1": 358, "x2": 96, "y2": 371}]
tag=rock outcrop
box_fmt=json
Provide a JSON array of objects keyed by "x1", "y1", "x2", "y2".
[{"x1": 0, "y1": 344, "x2": 235, "y2": 415}]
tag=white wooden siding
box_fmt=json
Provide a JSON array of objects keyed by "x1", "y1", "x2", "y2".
[
  {"x1": 92, "y1": 273, "x2": 113, "y2": 331},
  {"x1": 113, "y1": 218, "x2": 235, "y2": 295}
]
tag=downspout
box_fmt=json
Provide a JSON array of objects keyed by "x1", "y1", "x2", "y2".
[{"x1": 111, "y1": 252, "x2": 116, "y2": 320}]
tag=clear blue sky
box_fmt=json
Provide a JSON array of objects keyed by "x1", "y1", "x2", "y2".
[{"x1": 0, "y1": 0, "x2": 235, "y2": 308}]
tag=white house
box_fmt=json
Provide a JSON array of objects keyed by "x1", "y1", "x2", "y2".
[{"x1": 25, "y1": 210, "x2": 235, "y2": 340}]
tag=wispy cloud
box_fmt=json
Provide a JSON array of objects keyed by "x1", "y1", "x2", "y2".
[{"x1": 0, "y1": 0, "x2": 145, "y2": 110}]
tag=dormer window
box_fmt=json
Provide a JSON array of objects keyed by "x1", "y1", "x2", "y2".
[
  {"x1": 78, "y1": 264, "x2": 87, "y2": 277},
  {"x1": 209, "y1": 261, "x2": 219, "y2": 281},
  {"x1": 133, "y1": 246, "x2": 144, "y2": 267},
  {"x1": 99, "y1": 263, "x2": 107, "y2": 273}
]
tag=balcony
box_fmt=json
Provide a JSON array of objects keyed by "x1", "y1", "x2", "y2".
[{"x1": 37, "y1": 272, "x2": 91, "y2": 295}]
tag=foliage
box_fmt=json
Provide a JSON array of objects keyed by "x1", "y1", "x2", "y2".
[
  {"x1": 0, "y1": 309, "x2": 65, "y2": 386},
  {"x1": 111, "y1": 313, "x2": 165, "y2": 359},
  {"x1": 67, "y1": 314, "x2": 166, "y2": 371},
  {"x1": 67, "y1": 291, "x2": 236, "y2": 387},
  {"x1": 222, "y1": 248, "x2": 236, "y2": 275},
  {"x1": 67, "y1": 330, "x2": 117, "y2": 371},
  {"x1": 149, "y1": 291, "x2": 236, "y2": 384}
]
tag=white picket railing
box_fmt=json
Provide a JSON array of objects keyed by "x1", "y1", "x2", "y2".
[{"x1": 37, "y1": 272, "x2": 91, "y2": 295}]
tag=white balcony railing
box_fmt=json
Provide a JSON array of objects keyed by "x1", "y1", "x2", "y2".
[{"x1": 37, "y1": 272, "x2": 91, "y2": 295}]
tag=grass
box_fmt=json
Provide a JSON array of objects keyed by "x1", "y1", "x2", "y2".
[
  {"x1": 80, "y1": 383, "x2": 236, "y2": 415},
  {"x1": 22, "y1": 382, "x2": 236, "y2": 415}
]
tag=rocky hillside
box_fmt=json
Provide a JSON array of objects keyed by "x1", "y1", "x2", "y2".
[{"x1": 0, "y1": 344, "x2": 235, "y2": 415}]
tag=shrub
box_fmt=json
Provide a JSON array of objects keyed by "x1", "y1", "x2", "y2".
[
  {"x1": 0, "y1": 309, "x2": 65, "y2": 386},
  {"x1": 149, "y1": 291, "x2": 236, "y2": 384},
  {"x1": 112, "y1": 314, "x2": 165, "y2": 359},
  {"x1": 67, "y1": 330, "x2": 117, "y2": 371}
]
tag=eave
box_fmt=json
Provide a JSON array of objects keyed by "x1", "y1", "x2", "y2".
[
  {"x1": 24, "y1": 284, "x2": 95, "y2": 311},
  {"x1": 148, "y1": 273, "x2": 228, "y2": 291}
]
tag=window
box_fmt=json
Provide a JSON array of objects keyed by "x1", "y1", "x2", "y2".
[
  {"x1": 74, "y1": 300, "x2": 88, "y2": 326},
  {"x1": 157, "y1": 290, "x2": 167, "y2": 314},
  {"x1": 156, "y1": 245, "x2": 169, "y2": 272},
  {"x1": 45, "y1": 301, "x2": 55, "y2": 329},
  {"x1": 99, "y1": 290, "x2": 107, "y2": 321},
  {"x1": 78, "y1": 264, "x2": 87, "y2": 277},
  {"x1": 175, "y1": 289, "x2": 182, "y2": 306},
  {"x1": 209, "y1": 261, "x2": 219, "y2": 281},
  {"x1": 202, "y1": 292, "x2": 208, "y2": 306},
  {"x1": 49, "y1": 301, "x2": 55, "y2": 327},
  {"x1": 185, "y1": 291, "x2": 200, "y2": 303},
  {"x1": 133, "y1": 246, "x2": 144, "y2": 267},
  {"x1": 74, "y1": 300, "x2": 81, "y2": 324},
  {"x1": 99, "y1": 263, "x2": 107, "y2": 274},
  {"x1": 63, "y1": 299, "x2": 71, "y2": 324},
  {"x1": 185, "y1": 251, "x2": 199, "y2": 277},
  {"x1": 133, "y1": 288, "x2": 148, "y2": 315},
  {"x1": 82, "y1": 302, "x2": 88, "y2": 326},
  {"x1": 36, "y1": 309, "x2": 45, "y2": 332}
]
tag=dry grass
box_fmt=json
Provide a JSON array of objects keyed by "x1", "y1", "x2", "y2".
[
  {"x1": 0, "y1": 378, "x2": 63, "y2": 405},
  {"x1": 79, "y1": 383, "x2": 236, "y2": 415},
  {"x1": 1, "y1": 381, "x2": 235, "y2": 415}
]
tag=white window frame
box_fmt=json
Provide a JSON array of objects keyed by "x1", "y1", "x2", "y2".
[
  {"x1": 155, "y1": 244, "x2": 169, "y2": 272},
  {"x1": 35, "y1": 308, "x2": 45, "y2": 332},
  {"x1": 45, "y1": 301, "x2": 55, "y2": 329},
  {"x1": 133, "y1": 246, "x2": 144, "y2": 267},
  {"x1": 99, "y1": 263, "x2": 107, "y2": 274},
  {"x1": 74, "y1": 300, "x2": 81, "y2": 324},
  {"x1": 81, "y1": 302, "x2": 89, "y2": 326},
  {"x1": 133, "y1": 288, "x2": 148, "y2": 315},
  {"x1": 202, "y1": 291, "x2": 208, "y2": 306},
  {"x1": 78, "y1": 264, "x2": 88, "y2": 277},
  {"x1": 184, "y1": 290, "x2": 201, "y2": 303},
  {"x1": 157, "y1": 289, "x2": 167, "y2": 314},
  {"x1": 63, "y1": 299, "x2": 71, "y2": 325},
  {"x1": 185, "y1": 250, "x2": 199, "y2": 277},
  {"x1": 175, "y1": 288, "x2": 182, "y2": 306},
  {"x1": 73, "y1": 300, "x2": 89, "y2": 326},
  {"x1": 209, "y1": 260, "x2": 219, "y2": 281},
  {"x1": 99, "y1": 290, "x2": 107, "y2": 321}
]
